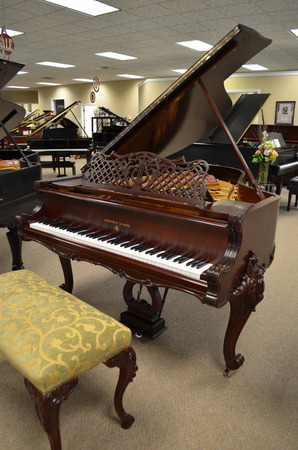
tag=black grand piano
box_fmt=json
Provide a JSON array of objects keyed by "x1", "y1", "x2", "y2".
[
  {"x1": 0, "y1": 58, "x2": 41, "y2": 270},
  {"x1": 172, "y1": 91, "x2": 298, "y2": 195},
  {"x1": 92, "y1": 106, "x2": 129, "y2": 148},
  {"x1": 18, "y1": 25, "x2": 279, "y2": 375},
  {"x1": 27, "y1": 102, "x2": 92, "y2": 176}
]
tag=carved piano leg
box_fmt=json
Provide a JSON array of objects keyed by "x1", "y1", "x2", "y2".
[
  {"x1": 223, "y1": 252, "x2": 265, "y2": 376},
  {"x1": 120, "y1": 281, "x2": 167, "y2": 339},
  {"x1": 6, "y1": 225, "x2": 24, "y2": 270},
  {"x1": 58, "y1": 256, "x2": 74, "y2": 293}
]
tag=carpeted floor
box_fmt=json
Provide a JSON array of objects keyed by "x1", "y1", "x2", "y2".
[{"x1": 0, "y1": 159, "x2": 297, "y2": 450}]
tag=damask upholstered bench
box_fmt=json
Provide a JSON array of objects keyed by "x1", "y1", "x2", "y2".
[{"x1": 0, "y1": 270, "x2": 137, "y2": 450}]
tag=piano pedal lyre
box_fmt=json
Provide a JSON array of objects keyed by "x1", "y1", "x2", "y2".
[{"x1": 121, "y1": 281, "x2": 168, "y2": 339}]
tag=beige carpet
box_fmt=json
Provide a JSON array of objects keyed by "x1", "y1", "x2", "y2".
[{"x1": 0, "y1": 160, "x2": 297, "y2": 450}]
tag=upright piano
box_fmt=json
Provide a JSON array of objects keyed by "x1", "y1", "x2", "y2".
[
  {"x1": 17, "y1": 25, "x2": 280, "y2": 375},
  {"x1": 0, "y1": 58, "x2": 41, "y2": 270}
]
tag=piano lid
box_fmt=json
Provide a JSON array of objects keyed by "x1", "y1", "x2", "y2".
[
  {"x1": 0, "y1": 58, "x2": 24, "y2": 90},
  {"x1": 202, "y1": 92, "x2": 270, "y2": 145},
  {"x1": 85, "y1": 24, "x2": 271, "y2": 165},
  {"x1": 0, "y1": 59, "x2": 26, "y2": 141}
]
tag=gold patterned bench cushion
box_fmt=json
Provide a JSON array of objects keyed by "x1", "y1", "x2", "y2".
[{"x1": 0, "y1": 270, "x2": 132, "y2": 393}]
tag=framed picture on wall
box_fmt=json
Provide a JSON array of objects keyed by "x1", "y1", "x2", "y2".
[{"x1": 275, "y1": 101, "x2": 295, "y2": 126}]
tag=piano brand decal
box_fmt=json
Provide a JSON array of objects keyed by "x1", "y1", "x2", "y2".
[{"x1": 104, "y1": 218, "x2": 130, "y2": 229}]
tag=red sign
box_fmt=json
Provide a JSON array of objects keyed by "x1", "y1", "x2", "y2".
[{"x1": 0, "y1": 31, "x2": 14, "y2": 57}]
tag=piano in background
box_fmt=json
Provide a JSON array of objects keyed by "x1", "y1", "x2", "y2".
[
  {"x1": 27, "y1": 102, "x2": 92, "y2": 176},
  {"x1": 171, "y1": 92, "x2": 298, "y2": 194},
  {"x1": 18, "y1": 25, "x2": 280, "y2": 375},
  {"x1": 242, "y1": 125, "x2": 298, "y2": 194},
  {"x1": 92, "y1": 106, "x2": 129, "y2": 148},
  {"x1": 0, "y1": 58, "x2": 41, "y2": 270}
]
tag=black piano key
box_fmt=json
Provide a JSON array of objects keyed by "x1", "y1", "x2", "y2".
[
  {"x1": 173, "y1": 256, "x2": 191, "y2": 263},
  {"x1": 120, "y1": 241, "x2": 138, "y2": 248},
  {"x1": 145, "y1": 248, "x2": 163, "y2": 255}
]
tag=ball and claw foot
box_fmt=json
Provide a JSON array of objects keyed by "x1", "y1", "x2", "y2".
[{"x1": 121, "y1": 414, "x2": 135, "y2": 429}]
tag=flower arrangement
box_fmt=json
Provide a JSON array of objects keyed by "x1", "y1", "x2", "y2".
[{"x1": 252, "y1": 130, "x2": 278, "y2": 163}]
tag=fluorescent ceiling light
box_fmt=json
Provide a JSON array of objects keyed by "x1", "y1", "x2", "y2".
[
  {"x1": 117, "y1": 74, "x2": 144, "y2": 79},
  {"x1": 2, "y1": 28, "x2": 24, "y2": 37},
  {"x1": 176, "y1": 40, "x2": 212, "y2": 51},
  {"x1": 36, "y1": 82, "x2": 61, "y2": 86},
  {"x1": 17, "y1": 71, "x2": 28, "y2": 75},
  {"x1": 36, "y1": 61, "x2": 75, "y2": 68},
  {"x1": 289, "y1": 28, "x2": 298, "y2": 38},
  {"x1": 73, "y1": 78, "x2": 93, "y2": 82},
  {"x1": 242, "y1": 64, "x2": 268, "y2": 71},
  {"x1": 172, "y1": 69, "x2": 187, "y2": 74},
  {"x1": 6, "y1": 86, "x2": 29, "y2": 89},
  {"x1": 43, "y1": 0, "x2": 119, "y2": 16},
  {"x1": 95, "y1": 52, "x2": 137, "y2": 60}
]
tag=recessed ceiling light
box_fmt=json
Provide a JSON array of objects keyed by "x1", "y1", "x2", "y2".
[
  {"x1": 36, "y1": 61, "x2": 75, "y2": 68},
  {"x1": 2, "y1": 28, "x2": 24, "y2": 37},
  {"x1": 117, "y1": 74, "x2": 144, "y2": 79},
  {"x1": 242, "y1": 64, "x2": 268, "y2": 71},
  {"x1": 6, "y1": 86, "x2": 29, "y2": 89},
  {"x1": 176, "y1": 40, "x2": 212, "y2": 51},
  {"x1": 43, "y1": 0, "x2": 119, "y2": 16},
  {"x1": 73, "y1": 78, "x2": 93, "y2": 82},
  {"x1": 95, "y1": 52, "x2": 137, "y2": 61},
  {"x1": 289, "y1": 28, "x2": 298, "y2": 38},
  {"x1": 172, "y1": 69, "x2": 187, "y2": 74},
  {"x1": 17, "y1": 71, "x2": 28, "y2": 75},
  {"x1": 36, "y1": 82, "x2": 61, "y2": 86}
]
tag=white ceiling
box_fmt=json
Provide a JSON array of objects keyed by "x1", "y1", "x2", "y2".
[{"x1": 1, "y1": 0, "x2": 298, "y2": 90}]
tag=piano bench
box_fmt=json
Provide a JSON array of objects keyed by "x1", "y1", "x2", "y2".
[
  {"x1": 0, "y1": 270, "x2": 137, "y2": 450},
  {"x1": 287, "y1": 176, "x2": 298, "y2": 211}
]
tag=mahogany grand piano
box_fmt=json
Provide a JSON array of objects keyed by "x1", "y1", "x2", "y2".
[{"x1": 17, "y1": 25, "x2": 280, "y2": 375}]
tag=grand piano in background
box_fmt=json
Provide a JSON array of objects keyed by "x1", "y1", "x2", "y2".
[
  {"x1": 92, "y1": 106, "x2": 129, "y2": 148},
  {"x1": 173, "y1": 93, "x2": 298, "y2": 194},
  {"x1": 0, "y1": 58, "x2": 41, "y2": 270},
  {"x1": 18, "y1": 25, "x2": 280, "y2": 375},
  {"x1": 27, "y1": 102, "x2": 92, "y2": 175}
]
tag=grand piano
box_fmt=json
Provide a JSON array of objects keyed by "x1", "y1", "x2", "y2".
[
  {"x1": 27, "y1": 102, "x2": 92, "y2": 176},
  {"x1": 0, "y1": 58, "x2": 41, "y2": 270},
  {"x1": 17, "y1": 25, "x2": 280, "y2": 375}
]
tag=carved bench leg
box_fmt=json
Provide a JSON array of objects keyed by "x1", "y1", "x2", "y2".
[
  {"x1": 104, "y1": 347, "x2": 138, "y2": 429},
  {"x1": 24, "y1": 377, "x2": 78, "y2": 450}
]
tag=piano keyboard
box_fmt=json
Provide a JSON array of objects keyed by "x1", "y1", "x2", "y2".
[{"x1": 29, "y1": 220, "x2": 212, "y2": 280}]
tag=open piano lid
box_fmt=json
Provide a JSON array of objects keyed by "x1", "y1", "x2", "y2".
[
  {"x1": 0, "y1": 59, "x2": 26, "y2": 140},
  {"x1": 83, "y1": 24, "x2": 271, "y2": 198}
]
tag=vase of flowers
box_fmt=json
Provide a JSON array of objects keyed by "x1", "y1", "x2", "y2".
[{"x1": 252, "y1": 131, "x2": 278, "y2": 184}]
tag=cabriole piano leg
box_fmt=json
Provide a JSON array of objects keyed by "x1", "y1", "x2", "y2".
[
  {"x1": 223, "y1": 252, "x2": 265, "y2": 376},
  {"x1": 120, "y1": 281, "x2": 167, "y2": 339},
  {"x1": 58, "y1": 256, "x2": 73, "y2": 293}
]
